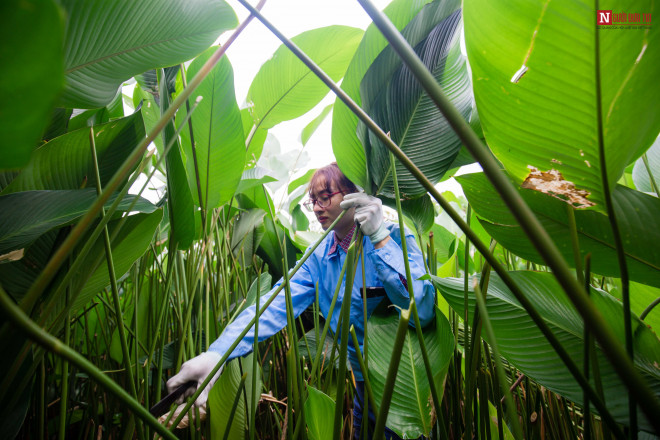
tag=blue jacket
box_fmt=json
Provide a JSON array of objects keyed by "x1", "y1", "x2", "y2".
[{"x1": 208, "y1": 222, "x2": 435, "y2": 380}]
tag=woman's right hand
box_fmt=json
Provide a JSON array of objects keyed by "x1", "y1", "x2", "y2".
[{"x1": 166, "y1": 351, "x2": 223, "y2": 408}]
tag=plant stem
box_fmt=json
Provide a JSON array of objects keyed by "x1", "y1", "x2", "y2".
[
  {"x1": 333, "y1": 242, "x2": 357, "y2": 440},
  {"x1": 473, "y1": 280, "x2": 524, "y2": 440},
  {"x1": 89, "y1": 128, "x2": 144, "y2": 440},
  {"x1": 372, "y1": 308, "x2": 410, "y2": 440},
  {"x1": 593, "y1": 1, "x2": 635, "y2": 435}
]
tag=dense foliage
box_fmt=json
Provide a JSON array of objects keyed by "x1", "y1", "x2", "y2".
[{"x1": 0, "y1": 0, "x2": 658, "y2": 439}]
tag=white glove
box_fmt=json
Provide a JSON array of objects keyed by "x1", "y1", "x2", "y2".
[
  {"x1": 166, "y1": 351, "x2": 223, "y2": 408},
  {"x1": 340, "y1": 193, "x2": 389, "y2": 244}
]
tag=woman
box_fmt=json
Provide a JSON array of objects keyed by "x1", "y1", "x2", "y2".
[{"x1": 166, "y1": 163, "x2": 435, "y2": 438}]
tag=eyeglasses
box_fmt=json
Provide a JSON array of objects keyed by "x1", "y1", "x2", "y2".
[{"x1": 302, "y1": 191, "x2": 343, "y2": 212}]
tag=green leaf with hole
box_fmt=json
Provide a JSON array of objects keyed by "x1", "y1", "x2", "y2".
[
  {"x1": 464, "y1": 0, "x2": 660, "y2": 211},
  {"x1": 458, "y1": 172, "x2": 660, "y2": 287}
]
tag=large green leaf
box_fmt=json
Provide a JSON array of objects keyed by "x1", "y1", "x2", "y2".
[
  {"x1": 633, "y1": 134, "x2": 660, "y2": 194},
  {"x1": 304, "y1": 386, "x2": 335, "y2": 440},
  {"x1": 430, "y1": 271, "x2": 660, "y2": 431},
  {"x1": 367, "y1": 305, "x2": 454, "y2": 438},
  {"x1": 458, "y1": 172, "x2": 660, "y2": 287},
  {"x1": 161, "y1": 72, "x2": 195, "y2": 250},
  {"x1": 2, "y1": 110, "x2": 145, "y2": 194},
  {"x1": 71, "y1": 210, "x2": 163, "y2": 312},
  {"x1": 60, "y1": 0, "x2": 237, "y2": 108},
  {"x1": 464, "y1": 0, "x2": 660, "y2": 211},
  {"x1": 209, "y1": 354, "x2": 261, "y2": 440},
  {"x1": 359, "y1": 1, "x2": 467, "y2": 197},
  {"x1": 246, "y1": 26, "x2": 363, "y2": 130},
  {"x1": 0, "y1": 0, "x2": 64, "y2": 170},
  {"x1": 331, "y1": 0, "x2": 435, "y2": 189},
  {"x1": 178, "y1": 49, "x2": 246, "y2": 209},
  {"x1": 0, "y1": 189, "x2": 156, "y2": 255}
]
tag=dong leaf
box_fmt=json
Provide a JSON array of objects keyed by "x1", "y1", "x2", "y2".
[
  {"x1": 178, "y1": 49, "x2": 246, "y2": 209},
  {"x1": 331, "y1": 0, "x2": 439, "y2": 189},
  {"x1": 359, "y1": 2, "x2": 468, "y2": 197},
  {"x1": 458, "y1": 172, "x2": 660, "y2": 287},
  {"x1": 464, "y1": 0, "x2": 660, "y2": 211},
  {"x1": 247, "y1": 26, "x2": 363, "y2": 130},
  {"x1": 2, "y1": 110, "x2": 145, "y2": 194},
  {"x1": 0, "y1": 0, "x2": 65, "y2": 170},
  {"x1": 367, "y1": 305, "x2": 454, "y2": 438},
  {"x1": 305, "y1": 387, "x2": 336, "y2": 440},
  {"x1": 60, "y1": 0, "x2": 237, "y2": 108},
  {"x1": 430, "y1": 271, "x2": 660, "y2": 431},
  {"x1": 0, "y1": 189, "x2": 156, "y2": 255},
  {"x1": 209, "y1": 355, "x2": 261, "y2": 440},
  {"x1": 161, "y1": 71, "x2": 195, "y2": 250},
  {"x1": 71, "y1": 210, "x2": 163, "y2": 312}
]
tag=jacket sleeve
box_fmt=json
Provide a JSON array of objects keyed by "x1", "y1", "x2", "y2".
[
  {"x1": 208, "y1": 257, "x2": 316, "y2": 360},
  {"x1": 367, "y1": 224, "x2": 435, "y2": 328}
]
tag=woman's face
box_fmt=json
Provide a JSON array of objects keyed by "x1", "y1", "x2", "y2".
[{"x1": 310, "y1": 178, "x2": 355, "y2": 236}]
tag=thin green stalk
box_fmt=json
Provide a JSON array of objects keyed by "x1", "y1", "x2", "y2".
[
  {"x1": 356, "y1": 0, "x2": 658, "y2": 430},
  {"x1": 372, "y1": 308, "x2": 410, "y2": 440},
  {"x1": 223, "y1": 373, "x2": 248, "y2": 440},
  {"x1": 349, "y1": 325, "x2": 379, "y2": 415},
  {"x1": 308, "y1": 254, "x2": 350, "y2": 385},
  {"x1": 566, "y1": 206, "x2": 584, "y2": 286},
  {"x1": 473, "y1": 280, "x2": 524, "y2": 440},
  {"x1": 584, "y1": 254, "x2": 593, "y2": 440},
  {"x1": 170, "y1": 212, "x2": 346, "y2": 429},
  {"x1": 641, "y1": 154, "x2": 659, "y2": 197},
  {"x1": 464, "y1": 207, "x2": 473, "y2": 437},
  {"x1": 390, "y1": 151, "x2": 444, "y2": 432},
  {"x1": 640, "y1": 297, "x2": 660, "y2": 321},
  {"x1": 89, "y1": 128, "x2": 144, "y2": 440},
  {"x1": 333, "y1": 242, "x2": 357, "y2": 440},
  {"x1": 0, "y1": 285, "x2": 178, "y2": 440},
  {"x1": 250, "y1": 266, "x2": 261, "y2": 440},
  {"x1": 593, "y1": 1, "x2": 635, "y2": 434},
  {"x1": 58, "y1": 297, "x2": 71, "y2": 440}
]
